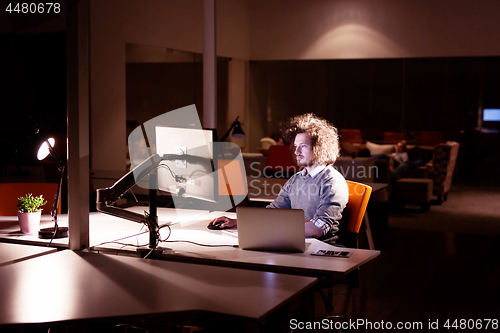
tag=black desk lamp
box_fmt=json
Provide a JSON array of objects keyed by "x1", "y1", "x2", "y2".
[
  {"x1": 220, "y1": 116, "x2": 245, "y2": 142},
  {"x1": 37, "y1": 136, "x2": 68, "y2": 239}
]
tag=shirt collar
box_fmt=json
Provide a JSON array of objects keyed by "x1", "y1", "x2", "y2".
[{"x1": 300, "y1": 164, "x2": 326, "y2": 179}]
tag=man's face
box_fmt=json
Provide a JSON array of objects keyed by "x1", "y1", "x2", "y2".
[{"x1": 294, "y1": 133, "x2": 314, "y2": 167}]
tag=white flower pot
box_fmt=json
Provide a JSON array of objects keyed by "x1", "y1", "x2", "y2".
[{"x1": 17, "y1": 211, "x2": 41, "y2": 235}]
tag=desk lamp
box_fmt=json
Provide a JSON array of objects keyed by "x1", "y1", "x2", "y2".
[
  {"x1": 220, "y1": 116, "x2": 245, "y2": 142},
  {"x1": 37, "y1": 137, "x2": 68, "y2": 239}
]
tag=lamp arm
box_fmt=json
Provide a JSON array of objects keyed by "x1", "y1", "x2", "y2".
[
  {"x1": 46, "y1": 139, "x2": 64, "y2": 169},
  {"x1": 220, "y1": 116, "x2": 239, "y2": 142},
  {"x1": 50, "y1": 164, "x2": 65, "y2": 229}
]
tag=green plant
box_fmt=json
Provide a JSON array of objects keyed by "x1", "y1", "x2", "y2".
[{"x1": 17, "y1": 193, "x2": 47, "y2": 213}]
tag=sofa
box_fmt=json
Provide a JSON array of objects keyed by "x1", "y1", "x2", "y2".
[
  {"x1": 339, "y1": 138, "x2": 462, "y2": 211},
  {"x1": 340, "y1": 140, "x2": 434, "y2": 184}
]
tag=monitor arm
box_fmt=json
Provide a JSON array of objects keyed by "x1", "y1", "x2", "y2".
[{"x1": 96, "y1": 153, "x2": 184, "y2": 248}]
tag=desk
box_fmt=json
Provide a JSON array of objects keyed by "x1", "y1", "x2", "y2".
[
  {"x1": 0, "y1": 208, "x2": 380, "y2": 277},
  {"x1": 90, "y1": 208, "x2": 380, "y2": 277},
  {"x1": 0, "y1": 243, "x2": 56, "y2": 267},
  {"x1": 0, "y1": 215, "x2": 69, "y2": 248},
  {"x1": 0, "y1": 208, "x2": 210, "y2": 249},
  {"x1": 0, "y1": 250, "x2": 316, "y2": 331}
]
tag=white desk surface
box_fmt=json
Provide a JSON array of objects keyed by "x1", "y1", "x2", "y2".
[
  {"x1": 0, "y1": 250, "x2": 316, "y2": 327},
  {"x1": 1, "y1": 207, "x2": 380, "y2": 276},
  {"x1": 90, "y1": 208, "x2": 380, "y2": 277},
  {"x1": 0, "y1": 214, "x2": 69, "y2": 248},
  {"x1": 0, "y1": 243, "x2": 57, "y2": 267},
  {"x1": 0, "y1": 208, "x2": 210, "y2": 248}
]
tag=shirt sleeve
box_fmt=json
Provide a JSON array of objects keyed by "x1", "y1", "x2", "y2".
[
  {"x1": 311, "y1": 175, "x2": 348, "y2": 236},
  {"x1": 311, "y1": 218, "x2": 331, "y2": 235}
]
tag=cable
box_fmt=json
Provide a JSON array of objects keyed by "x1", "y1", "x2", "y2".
[
  {"x1": 99, "y1": 241, "x2": 149, "y2": 248},
  {"x1": 157, "y1": 224, "x2": 236, "y2": 248},
  {"x1": 93, "y1": 230, "x2": 149, "y2": 248},
  {"x1": 142, "y1": 238, "x2": 160, "y2": 259},
  {"x1": 162, "y1": 240, "x2": 238, "y2": 248},
  {"x1": 113, "y1": 323, "x2": 150, "y2": 332},
  {"x1": 142, "y1": 216, "x2": 169, "y2": 259},
  {"x1": 158, "y1": 223, "x2": 172, "y2": 241},
  {"x1": 92, "y1": 226, "x2": 151, "y2": 255},
  {"x1": 158, "y1": 163, "x2": 177, "y2": 180}
]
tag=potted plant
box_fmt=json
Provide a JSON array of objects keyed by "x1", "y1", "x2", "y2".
[{"x1": 17, "y1": 193, "x2": 47, "y2": 234}]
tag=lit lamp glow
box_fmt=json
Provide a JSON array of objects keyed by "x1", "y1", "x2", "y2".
[
  {"x1": 37, "y1": 138, "x2": 55, "y2": 161},
  {"x1": 37, "y1": 137, "x2": 68, "y2": 239}
]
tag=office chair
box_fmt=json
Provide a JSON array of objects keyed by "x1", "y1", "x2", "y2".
[
  {"x1": 343, "y1": 180, "x2": 373, "y2": 249},
  {"x1": 288, "y1": 181, "x2": 374, "y2": 332},
  {"x1": 258, "y1": 137, "x2": 277, "y2": 156},
  {"x1": 316, "y1": 180, "x2": 372, "y2": 313},
  {"x1": 0, "y1": 183, "x2": 59, "y2": 216}
]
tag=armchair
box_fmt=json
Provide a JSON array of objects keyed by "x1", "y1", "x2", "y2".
[
  {"x1": 392, "y1": 142, "x2": 459, "y2": 210},
  {"x1": 257, "y1": 137, "x2": 277, "y2": 156},
  {"x1": 425, "y1": 141, "x2": 460, "y2": 202}
]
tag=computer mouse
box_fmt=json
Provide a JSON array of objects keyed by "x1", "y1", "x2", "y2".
[{"x1": 207, "y1": 221, "x2": 226, "y2": 230}]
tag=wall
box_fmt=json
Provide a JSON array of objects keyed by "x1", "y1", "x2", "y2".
[
  {"x1": 90, "y1": 0, "x2": 500, "y2": 169},
  {"x1": 90, "y1": 0, "x2": 249, "y2": 172},
  {"x1": 247, "y1": 56, "x2": 500, "y2": 152},
  {"x1": 249, "y1": 0, "x2": 500, "y2": 60},
  {"x1": 227, "y1": 59, "x2": 249, "y2": 150}
]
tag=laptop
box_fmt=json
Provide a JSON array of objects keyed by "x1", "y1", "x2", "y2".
[{"x1": 235, "y1": 207, "x2": 306, "y2": 253}]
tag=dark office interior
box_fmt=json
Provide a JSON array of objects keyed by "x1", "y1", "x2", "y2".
[{"x1": 1, "y1": 1, "x2": 500, "y2": 332}]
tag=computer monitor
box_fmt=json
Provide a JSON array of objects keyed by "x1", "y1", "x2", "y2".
[
  {"x1": 483, "y1": 109, "x2": 500, "y2": 122},
  {"x1": 155, "y1": 126, "x2": 248, "y2": 212},
  {"x1": 96, "y1": 126, "x2": 247, "y2": 250},
  {"x1": 156, "y1": 126, "x2": 216, "y2": 202}
]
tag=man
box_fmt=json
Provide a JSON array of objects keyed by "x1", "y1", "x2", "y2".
[{"x1": 209, "y1": 113, "x2": 349, "y2": 240}]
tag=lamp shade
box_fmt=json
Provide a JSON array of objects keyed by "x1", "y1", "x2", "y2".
[
  {"x1": 232, "y1": 120, "x2": 245, "y2": 138},
  {"x1": 37, "y1": 138, "x2": 55, "y2": 161}
]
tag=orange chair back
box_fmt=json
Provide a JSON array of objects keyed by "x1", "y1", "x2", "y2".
[
  {"x1": 345, "y1": 180, "x2": 372, "y2": 233},
  {"x1": 0, "y1": 183, "x2": 59, "y2": 216}
]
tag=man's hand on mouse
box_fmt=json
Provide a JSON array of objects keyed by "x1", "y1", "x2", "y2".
[{"x1": 208, "y1": 216, "x2": 237, "y2": 229}]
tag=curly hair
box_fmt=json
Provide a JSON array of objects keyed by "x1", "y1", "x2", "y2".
[{"x1": 282, "y1": 113, "x2": 340, "y2": 165}]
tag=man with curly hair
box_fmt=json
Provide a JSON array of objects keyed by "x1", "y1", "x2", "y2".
[{"x1": 209, "y1": 113, "x2": 349, "y2": 241}]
